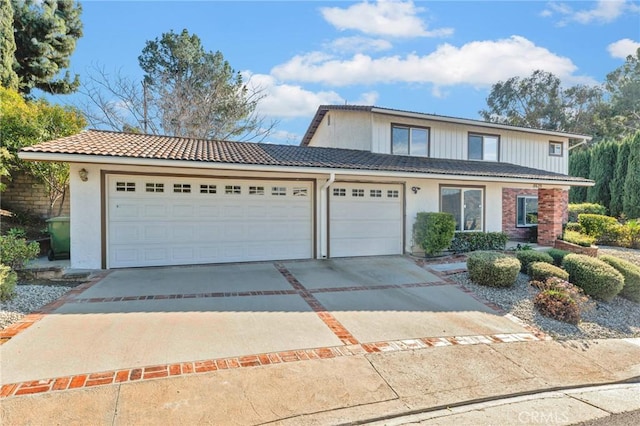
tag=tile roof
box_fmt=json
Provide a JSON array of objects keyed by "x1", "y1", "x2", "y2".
[
  {"x1": 299, "y1": 105, "x2": 592, "y2": 146},
  {"x1": 20, "y1": 129, "x2": 592, "y2": 184}
]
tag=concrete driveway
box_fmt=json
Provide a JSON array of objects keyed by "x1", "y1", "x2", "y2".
[{"x1": 1, "y1": 256, "x2": 529, "y2": 387}]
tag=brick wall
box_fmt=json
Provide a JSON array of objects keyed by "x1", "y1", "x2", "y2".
[
  {"x1": 502, "y1": 188, "x2": 569, "y2": 242},
  {"x1": 0, "y1": 172, "x2": 70, "y2": 218},
  {"x1": 538, "y1": 188, "x2": 565, "y2": 246}
]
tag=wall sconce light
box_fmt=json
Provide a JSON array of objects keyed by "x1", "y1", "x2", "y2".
[
  {"x1": 411, "y1": 186, "x2": 421, "y2": 194},
  {"x1": 79, "y1": 168, "x2": 88, "y2": 182}
]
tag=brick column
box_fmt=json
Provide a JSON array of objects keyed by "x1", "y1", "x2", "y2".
[{"x1": 537, "y1": 188, "x2": 564, "y2": 246}]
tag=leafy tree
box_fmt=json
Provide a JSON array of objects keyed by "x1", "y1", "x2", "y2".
[
  {"x1": 605, "y1": 48, "x2": 640, "y2": 139},
  {"x1": 0, "y1": 0, "x2": 18, "y2": 90},
  {"x1": 623, "y1": 132, "x2": 640, "y2": 219},
  {"x1": 11, "y1": 0, "x2": 83, "y2": 95},
  {"x1": 79, "y1": 29, "x2": 275, "y2": 141},
  {"x1": 587, "y1": 141, "x2": 617, "y2": 210},
  {"x1": 0, "y1": 87, "x2": 85, "y2": 215},
  {"x1": 609, "y1": 137, "x2": 630, "y2": 217},
  {"x1": 568, "y1": 149, "x2": 590, "y2": 203}
]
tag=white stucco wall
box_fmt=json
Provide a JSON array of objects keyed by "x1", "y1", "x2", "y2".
[{"x1": 69, "y1": 163, "x2": 103, "y2": 269}]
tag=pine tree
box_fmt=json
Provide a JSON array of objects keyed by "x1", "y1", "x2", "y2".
[
  {"x1": 569, "y1": 149, "x2": 590, "y2": 203},
  {"x1": 587, "y1": 141, "x2": 617, "y2": 211},
  {"x1": 623, "y1": 132, "x2": 640, "y2": 219},
  {"x1": 0, "y1": 0, "x2": 18, "y2": 90},
  {"x1": 609, "y1": 137, "x2": 631, "y2": 217}
]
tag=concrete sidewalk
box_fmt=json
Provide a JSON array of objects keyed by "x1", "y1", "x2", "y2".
[{"x1": 2, "y1": 338, "x2": 639, "y2": 425}]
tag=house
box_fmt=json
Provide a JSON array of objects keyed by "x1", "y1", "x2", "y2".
[{"x1": 18, "y1": 105, "x2": 593, "y2": 269}]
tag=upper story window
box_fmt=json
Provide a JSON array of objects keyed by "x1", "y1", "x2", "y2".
[
  {"x1": 549, "y1": 141, "x2": 563, "y2": 157},
  {"x1": 391, "y1": 125, "x2": 429, "y2": 156},
  {"x1": 468, "y1": 134, "x2": 499, "y2": 161}
]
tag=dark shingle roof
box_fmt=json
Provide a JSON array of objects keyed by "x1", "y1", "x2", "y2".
[{"x1": 19, "y1": 129, "x2": 592, "y2": 184}]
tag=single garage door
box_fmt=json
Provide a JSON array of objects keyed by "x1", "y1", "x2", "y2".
[
  {"x1": 329, "y1": 182, "x2": 403, "y2": 257},
  {"x1": 107, "y1": 175, "x2": 313, "y2": 268}
]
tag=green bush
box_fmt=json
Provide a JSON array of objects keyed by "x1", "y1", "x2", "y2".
[
  {"x1": 467, "y1": 251, "x2": 521, "y2": 288},
  {"x1": 568, "y1": 203, "x2": 606, "y2": 222},
  {"x1": 562, "y1": 254, "x2": 624, "y2": 302},
  {"x1": 515, "y1": 250, "x2": 554, "y2": 273},
  {"x1": 599, "y1": 255, "x2": 640, "y2": 303},
  {"x1": 528, "y1": 261, "x2": 569, "y2": 281},
  {"x1": 449, "y1": 232, "x2": 509, "y2": 254},
  {"x1": 564, "y1": 222, "x2": 583, "y2": 233},
  {"x1": 0, "y1": 235, "x2": 40, "y2": 270},
  {"x1": 626, "y1": 219, "x2": 640, "y2": 249},
  {"x1": 578, "y1": 214, "x2": 619, "y2": 239},
  {"x1": 413, "y1": 212, "x2": 456, "y2": 256},
  {"x1": 562, "y1": 230, "x2": 596, "y2": 247},
  {"x1": 546, "y1": 249, "x2": 570, "y2": 267},
  {"x1": 0, "y1": 264, "x2": 17, "y2": 302},
  {"x1": 534, "y1": 290, "x2": 580, "y2": 324}
]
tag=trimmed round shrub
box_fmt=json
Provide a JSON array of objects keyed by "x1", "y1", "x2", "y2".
[
  {"x1": 0, "y1": 264, "x2": 17, "y2": 302},
  {"x1": 528, "y1": 261, "x2": 569, "y2": 282},
  {"x1": 546, "y1": 248, "x2": 570, "y2": 267},
  {"x1": 562, "y1": 254, "x2": 624, "y2": 302},
  {"x1": 534, "y1": 289, "x2": 580, "y2": 325},
  {"x1": 467, "y1": 251, "x2": 521, "y2": 288},
  {"x1": 413, "y1": 212, "x2": 456, "y2": 256},
  {"x1": 562, "y1": 230, "x2": 596, "y2": 247},
  {"x1": 568, "y1": 203, "x2": 606, "y2": 222},
  {"x1": 599, "y1": 255, "x2": 640, "y2": 303},
  {"x1": 515, "y1": 250, "x2": 554, "y2": 273},
  {"x1": 564, "y1": 222, "x2": 583, "y2": 233}
]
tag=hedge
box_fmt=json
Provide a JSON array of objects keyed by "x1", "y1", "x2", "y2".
[
  {"x1": 528, "y1": 261, "x2": 569, "y2": 282},
  {"x1": 413, "y1": 212, "x2": 456, "y2": 256},
  {"x1": 577, "y1": 214, "x2": 619, "y2": 239},
  {"x1": 562, "y1": 254, "x2": 624, "y2": 302},
  {"x1": 562, "y1": 230, "x2": 595, "y2": 247},
  {"x1": 599, "y1": 255, "x2": 640, "y2": 303},
  {"x1": 546, "y1": 248, "x2": 570, "y2": 267},
  {"x1": 449, "y1": 232, "x2": 508, "y2": 254},
  {"x1": 568, "y1": 203, "x2": 606, "y2": 222},
  {"x1": 515, "y1": 250, "x2": 554, "y2": 273},
  {"x1": 467, "y1": 251, "x2": 521, "y2": 288}
]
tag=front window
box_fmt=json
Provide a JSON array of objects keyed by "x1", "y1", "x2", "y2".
[
  {"x1": 440, "y1": 187, "x2": 483, "y2": 231},
  {"x1": 468, "y1": 134, "x2": 499, "y2": 161},
  {"x1": 392, "y1": 125, "x2": 429, "y2": 156},
  {"x1": 549, "y1": 141, "x2": 563, "y2": 156},
  {"x1": 517, "y1": 196, "x2": 538, "y2": 227}
]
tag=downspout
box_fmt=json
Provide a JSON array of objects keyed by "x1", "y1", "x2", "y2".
[
  {"x1": 319, "y1": 172, "x2": 335, "y2": 259},
  {"x1": 568, "y1": 139, "x2": 588, "y2": 151}
]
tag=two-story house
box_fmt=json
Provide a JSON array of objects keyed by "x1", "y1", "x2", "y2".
[{"x1": 19, "y1": 105, "x2": 593, "y2": 269}]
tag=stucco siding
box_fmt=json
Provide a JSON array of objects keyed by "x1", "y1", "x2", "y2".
[{"x1": 308, "y1": 110, "x2": 372, "y2": 150}]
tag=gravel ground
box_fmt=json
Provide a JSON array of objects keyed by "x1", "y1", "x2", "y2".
[
  {"x1": 0, "y1": 283, "x2": 74, "y2": 329},
  {"x1": 449, "y1": 269, "x2": 640, "y2": 340}
]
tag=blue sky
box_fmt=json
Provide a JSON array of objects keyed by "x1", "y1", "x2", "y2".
[{"x1": 59, "y1": 0, "x2": 640, "y2": 144}]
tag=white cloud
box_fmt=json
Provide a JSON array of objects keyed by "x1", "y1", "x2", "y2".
[
  {"x1": 320, "y1": 0, "x2": 453, "y2": 38},
  {"x1": 325, "y1": 36, "x2": 393, "y2": 53},
  {"x1": 542, "y1": 0, "x2": 639, "y2": 25},
  {"x1": 607, "y1": 38, "x2": 640, "y2": 58},
  {"x1": 272, "y1": 36, "x2": 589, "y2": 89}
]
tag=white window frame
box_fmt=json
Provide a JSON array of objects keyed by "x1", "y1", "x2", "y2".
[
  {"x1": 517, "y1": 196, "x2": 539, "y2": 227},
  {"x1": 549, "y1": 141, "x2": 563, "y2": 157},
  {"x1": 440, "y1": 186, "x2": 484, "y2": 232}
]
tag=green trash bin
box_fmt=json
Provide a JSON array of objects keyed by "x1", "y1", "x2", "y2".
[{"x1": 46, "y1": 216, "x2": 70, "y2": 261}]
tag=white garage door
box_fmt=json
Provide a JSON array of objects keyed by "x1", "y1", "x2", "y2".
[
  {"x1": 107, "y1": 175, "x2": 313, "y2": 268},
  {"x1": 329, "y1": 183, "x2": 403, "y2": 257}
]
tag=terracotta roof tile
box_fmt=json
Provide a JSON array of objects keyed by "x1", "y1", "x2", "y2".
[{"x1": 20, "y1": 129, "x2": 592, "y2": 183}]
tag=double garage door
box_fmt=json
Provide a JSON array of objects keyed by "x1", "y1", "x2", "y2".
[{"x1": 106, "y1": 175, "x2": 403, "y2": 268}]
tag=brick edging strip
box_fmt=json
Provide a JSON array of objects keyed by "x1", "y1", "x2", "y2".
[{"x1": 0, "y1": 331, "x2": 542, "y2": 398}]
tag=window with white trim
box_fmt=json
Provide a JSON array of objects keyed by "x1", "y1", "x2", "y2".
[
  {"x1": 333, "y1": 188, "x2": 346, "y2": 197},
  {"x1": 225, "y1": 185, "x2": 241, "y2": 195},
  {"x1": 352, "y1": 189, "x2": 365, "y2": 197},
  {"x1": 370, "y1": 189, "x2": 382, "y2": 198},
  {"x1": 200, "y1": 184, "x2": 216, "y2": 194},
  {"x1": 468, "y1": 134, "x2": 499, "y2": 161},
  {"x1": 145, "y1": 183, "x2": 164, "y2": 193},
  {"x1": 549, "y1": 142, "x2": 563, "y2": 157},
  {"x1": 249, "y1": 186, "x2": 265, "y2": 195},
  {"x1": 440, "y1": 187, "x2": 483, "y2": 231},
  {"x1": 116, "y1": 182, "x2": 136, "y2": 192},
  {"x1": 271, "y1": 186, "x2": 286, "y2": 196},
  {"x1": 173, "y1": 184, "x2": 191, "y2": 193},
  {"x1": 517, "y1": 196, "x2": 538, "y2": 227},
  {"x1": 391, "y1": 125, "x2": 429, "y2": 156},
  {"x1": 387, "y1": 190, "x2": 399, "y2": 198}
]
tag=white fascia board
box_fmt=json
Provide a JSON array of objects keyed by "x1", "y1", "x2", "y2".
[
  {"x1": 18, "y1": 151, "x2": 594, "y2": 187},
  {"x1": 371, "y1": 108, "x2": 592, "y2": 141}
]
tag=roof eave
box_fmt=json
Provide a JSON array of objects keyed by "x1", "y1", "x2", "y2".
[{"x1": 18, "y1": 151, "x2": 594, "y2": 187}]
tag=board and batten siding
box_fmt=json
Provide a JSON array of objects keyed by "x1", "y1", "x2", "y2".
[{"x1": 367, "y1": 114, "x2": 569, "y2": 174}]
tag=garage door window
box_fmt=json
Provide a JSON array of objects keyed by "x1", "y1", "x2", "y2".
[
  {"x1": 272, "y1": 186, "x2": 286, "y2": 196},
  {"x1": 249, "y1": 186, "x2": 265, "y2": 195},
  {"x1": 145, "y1": 183, "x2": 164, "y2": 193},
  {"x1": 225, "y1": 185, "x2": 241, "y2": 194},
  {"x1": 116, "y1": 182, "x2": 135, "y2": 192},
  {"x1": 173, "y1": 184, "x2": 191, "y2": 193},
  {"x1": 293, "y1": 187, "x2": 308, "y2": 196},
  {"x1": 370, "y1": 189, "x2": 382, "y2": 197},
  {"x1": 387, "y1": 190, "x2": 399, "y2": 198},
  {"x1": 200, "y1": 184, "x2": 216, "y2": 194},
  {"x1": 333, "y1": 188, "x2": 346, "y2": 197},
  {"x1": 352, "y1": 189, "x2": 365, "y2": 197},
  {"x1": 440, "y1": 187, "x2": 483, "y2": 231}
]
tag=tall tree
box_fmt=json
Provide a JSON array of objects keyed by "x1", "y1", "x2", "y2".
[
  {"x1": 587, "y1": 141, "x2": 617, "y2": 211},
  {"x1": 568, "y1": 149, "x2": 590, "y2": 204},
  {"x1": 0, "y1": 0, "x2": 18, "y2": 90},
  {"x1": 623, "y1": 132, "x2": 640, "y2": 219},
  {"x1": 605, "y1": 48, "x2": 640, "y2": 139},
  {"x1": 11, "y1": 0, "x2": 83, "y2": 95},
  {"x1": 609, "y1": 137, "x2": 630, "y2": 217}
]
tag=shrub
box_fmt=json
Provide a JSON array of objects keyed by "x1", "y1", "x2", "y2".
[
  {"x1": 449, "y1": 232, "x2": 509, "y2": 254},
  {"x1": 546, "y1": 249, "x2": 570, "y2": 267},
  {"x1": 623, "y1": 219, "x2": 640, "y2": 249},
  {"x1": 0, "y1": 235, "x2": 39, "y2": 270},
  {"x1": 515, "y1": 250, "x2": 554, "y2": 273},
  {"x1": 0, "y1": 264, "x2": 17, "y2": 302},
  {"x1": 564, "y1": 222, "x2": 583, "y2": 233},
  {"x1": 534, "y1": 290, "x2": 581, "y2": 324},
  {"x1": 562, "y1": 254, "x2": 624, "y2": 301},
  {"x1": 578, "y1": 214, "x2": 619, "y2": 239},
  {"x1": 600, "y1": 255, "x2": 640, "y2": 303},
  {"x1": 568, "y1": 203, "x2": 606, "y2": 222},
  {"x1": 413, "y1": 212, "x2": 456, "y2": 256},
  {"x1": 467, "y1": 251, "x2": 521, "y2": 288},
  {"x1": 528, "y1": 261, "x2": 569, "y2": 281},
  {"x1": 562, "y1": 230, "x2": 596, "y2": 247}
]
